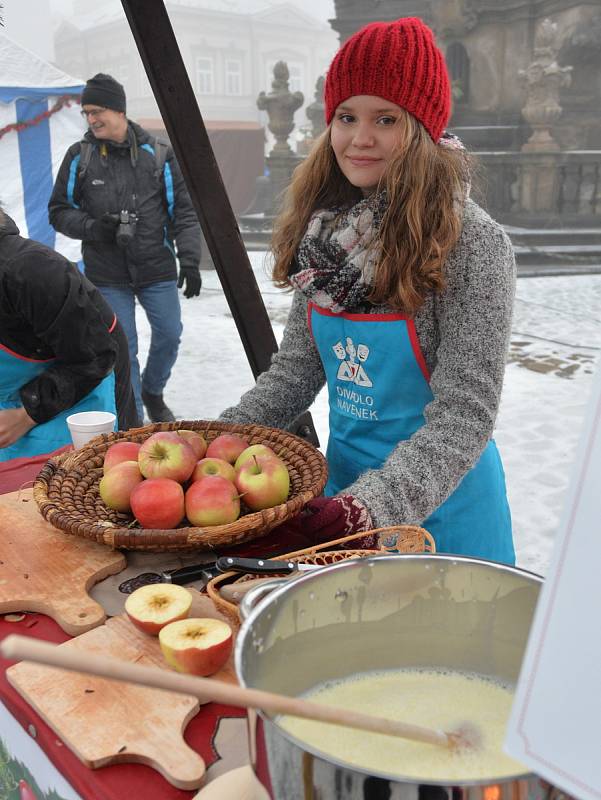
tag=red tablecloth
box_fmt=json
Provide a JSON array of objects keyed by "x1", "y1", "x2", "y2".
[
  {"x1": 0, "y1": 448, "x2": 279, "y2": 798},
  {"x1": 0, "y1": 446, "x2": 71, "y2": 495},
  {"x1": 0, "y1": 614, "x2": 272, "y2": 799}
]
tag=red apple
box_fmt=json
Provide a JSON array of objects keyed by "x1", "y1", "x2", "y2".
[
  {"x1": 99, "y1": 460, "x2": 144, "y2": 512},
  {"x1": 103, "y1": 440, "x2": 142, "y2": 474},
  {"x1": 235, "y1": 455, "x2": 290, "y2": 511},
  {"x1": 206, "y1": 433, "x2": 249, "y2": 465},
  {"x1": 125, "y1": 583, "x2": 193, "y2": 635},
  {"x1": 234, "y1": 444, "x2": 278, "y2": 472},
  {"x1": 191, "y1": 457, "x2": 236, "y2": 484},
  {"x1": 184, "y1": 475, "x2": 240, "y2": 526},
  {"x1": 159, "y1": 617, "x2": 233, "y2": 676},
  {"x1": 130, "y1": 477, "x2": 185, "y2": 528},
  {"x1": 174, "y1": 429, "x2": 207, "y2": 460},
  {"x1": 138, "y1": 431, "x2": 197, "y2": 483}
]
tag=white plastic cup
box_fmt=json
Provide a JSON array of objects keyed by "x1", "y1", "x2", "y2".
[{"x1": 66, "y1": 411, "x2": 117, "y2": 449}]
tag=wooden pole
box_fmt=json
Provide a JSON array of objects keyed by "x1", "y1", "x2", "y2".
[{"x1": 120, "y1": 0, "x2": 317, "y2": 443}]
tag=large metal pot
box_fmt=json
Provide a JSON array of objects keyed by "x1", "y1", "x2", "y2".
[{"x1": 235, "y1": 554, "x2": 546, "y2": 800}]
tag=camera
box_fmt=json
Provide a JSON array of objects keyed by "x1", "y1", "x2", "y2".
[{"x1": 114, "y1": 209, "x2": 137, "y2": 249}]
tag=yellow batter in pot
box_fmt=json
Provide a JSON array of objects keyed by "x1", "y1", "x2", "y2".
[{"x1": 279, "y1": 668, "x2": 528, "y2": 782}]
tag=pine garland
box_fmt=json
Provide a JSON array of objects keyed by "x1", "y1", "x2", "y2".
[{"x1": 0, "y1": 94, "x2": 81, "y2": 140}]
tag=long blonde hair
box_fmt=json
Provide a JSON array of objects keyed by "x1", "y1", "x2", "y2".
[{"x1": 271, "y1": 110, "x2": 469, "y2": 315}]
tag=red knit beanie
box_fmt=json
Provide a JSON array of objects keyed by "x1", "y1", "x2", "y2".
[{"x1": 324, "y1": 17, "x2": 451, "y2": 143}]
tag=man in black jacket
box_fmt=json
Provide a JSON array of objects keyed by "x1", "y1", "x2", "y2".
[
  {"x1": 0, "y1": 211, "x2": 138, "y2": 462},
  {"x1": 48, "y1": 73, "x2": 202, "y2": 423}
]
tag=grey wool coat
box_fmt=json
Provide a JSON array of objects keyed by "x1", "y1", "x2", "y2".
[{"x1": 220, "y1": 199, "x2": 516, "y2": 529}]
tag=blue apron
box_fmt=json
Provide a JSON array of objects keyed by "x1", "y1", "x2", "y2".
[
  {"x1": 309, "y1": 302, "x2": 515, "y2": 564},
  {"x1": 0, "y1": 341, "x2": 116, "y2": 463}
]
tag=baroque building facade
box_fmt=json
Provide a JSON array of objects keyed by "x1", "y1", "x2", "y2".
[
  {"x1": 330, "y1": 0, "x2": 601, "y2": 149},
  {"x1": 53, "y1": 0, "x2": 337, "y2": 129}
]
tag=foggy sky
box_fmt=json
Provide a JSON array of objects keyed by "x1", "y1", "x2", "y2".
[
  {"x1": 47, "y1": 0, "x2": 335, "y2": 24},
  {"x1": 4, "y1": 0, "x2": 335, "y2": 79}
]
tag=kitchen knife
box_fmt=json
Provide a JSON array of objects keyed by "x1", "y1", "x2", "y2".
[
  {"x1": 118, "y1": 561, "x2": 221, "y2": 594},
  {"x1": 215, "y1": 556, "x2": 321, "y2": 576}
]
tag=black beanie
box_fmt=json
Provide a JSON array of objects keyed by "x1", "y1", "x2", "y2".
[{"x1": 81, "y1": 73, "x2": 126, "y2": 113}]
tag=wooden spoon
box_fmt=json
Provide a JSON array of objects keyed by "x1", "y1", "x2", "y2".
[{"x1": 1, "y1": 634, "x2": 470, "y2": 750}]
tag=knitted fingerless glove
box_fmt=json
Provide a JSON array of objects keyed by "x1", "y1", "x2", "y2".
[{"x1": 220, "y1": 494, "x2": 376, "y2": 559}]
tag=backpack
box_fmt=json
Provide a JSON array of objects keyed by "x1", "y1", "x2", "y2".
[{"x1": 75, "y1": 137, "x2": 174, "y2": 220}]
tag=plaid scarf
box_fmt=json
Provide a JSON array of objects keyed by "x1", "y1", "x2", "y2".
[
  {"x1": 289, "y1": 191, "x2": 386, "y2": 313},
  {"x1": 289, "y1": 132, "x2": 468, "y2": 313}
]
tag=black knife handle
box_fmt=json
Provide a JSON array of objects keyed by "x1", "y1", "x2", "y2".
[
  {"x1": 163, "y1": 562, "x2": 220, "y2": 585},
  {"x1": 216, "y1": 556, "x2": 296, "y2": 575}
]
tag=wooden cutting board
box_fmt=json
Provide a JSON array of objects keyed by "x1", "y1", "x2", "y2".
[
  {"x1": 0, "y1": 490, "x2": 126, "y2": 635},
  {"x1": 7, "y1": 590, "x2": 238, "y2": 790}
]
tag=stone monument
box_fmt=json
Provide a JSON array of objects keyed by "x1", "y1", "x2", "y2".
[
  {"x1": 519, "y1": 18, "x2": 572, "y2": 153},
  {"x1": 518, "y1": 18, "x2": 573, "y2": 214},
  {"x1": 305, "y1": 75, "x2": 326, "y2": 139},
  {"x1": 257, "y1": 61, "x2": 304, "y2": 214}
]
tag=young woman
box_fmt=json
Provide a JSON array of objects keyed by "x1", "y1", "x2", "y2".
[{"x1": 220, "y1": 17, "x2": 516, "y2": 563}]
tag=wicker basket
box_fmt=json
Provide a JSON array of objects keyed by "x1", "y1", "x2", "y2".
[
  {"x1": 206, "y1": 525, "x2": 436, "y2": 627},
  {"x1": 33, "y1": 420, "x2": 328, "y2": 552}
]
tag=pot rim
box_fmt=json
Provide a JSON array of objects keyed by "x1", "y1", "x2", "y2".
[{"x1": 235, "y1": 553, "x2": 542, "y2": 787}]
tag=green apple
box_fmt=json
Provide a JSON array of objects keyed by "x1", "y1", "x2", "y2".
[
  {"x1": 191, "y1": 457, "x2": 236, "y2": 484},
  {"x1": 234, "y1": 444, "x2": 279, "y2": 472},
  {"x1": 206, "y1": 433, "x2": 249, "y2": 464},
  {"x1": 103, "y1": 441, "x2": 141, "y2": 474},
  {"x1": 174, "y1": 429, "x2": 207, "y2": 460},
  {"x1": 138, "y1": 431, "x2": 197, "y2": 483},
  {"x1": 184, "y1": 475, "x2": 240, "y2": 526},
  {"x1": 99, "y1": 460, "x2": 143, "y2": 512},
  {"x1": 235, "y1": 455, "x2": 290, "y2": 511}
]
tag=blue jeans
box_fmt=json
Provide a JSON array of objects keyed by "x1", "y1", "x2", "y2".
[{"x1": 98, "y1": 281, "x2": 183, "y2": 422}]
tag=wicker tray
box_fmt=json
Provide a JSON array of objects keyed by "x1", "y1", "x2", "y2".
[
  {"x1": 33, "y1": 420, "x2": 328, "y2": 552},
  {"x1": 206, "y1": 525, "x2": 436, "y2": 627}
]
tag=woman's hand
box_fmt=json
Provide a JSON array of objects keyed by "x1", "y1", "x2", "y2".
[
  {"x1": 217, "y1": 494, "x2": 376, "y2": 559},
  {"x1": 0, "y1": 407, "x2": 36, "y2": 449},
  {"x1": 299, "y1": 494, "x2": 375, "y2": 545}
]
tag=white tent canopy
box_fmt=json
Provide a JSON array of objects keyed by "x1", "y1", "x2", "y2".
[{"x1": 0, "y1": 31, "x2": 86, "y2": 262}]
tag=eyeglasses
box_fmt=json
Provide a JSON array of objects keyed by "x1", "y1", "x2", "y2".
[{"x1": 80, "y1": 107, "x2": 108, "y2": 119}]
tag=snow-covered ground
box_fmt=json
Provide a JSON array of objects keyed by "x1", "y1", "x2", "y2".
[{"x1": 136, "y1": 255, "x2": 601, "y2": 577}]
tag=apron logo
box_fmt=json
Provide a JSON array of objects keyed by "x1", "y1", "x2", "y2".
[{"x1": 332, "y1": 337, "x2": 373, "y2": 388}]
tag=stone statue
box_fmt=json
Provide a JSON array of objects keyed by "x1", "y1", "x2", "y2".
[
  {"x1": 254, "y1": 62, "x2": 305, "y2": 214},
  {"x1": 431, "y1": 0, "x2": 478, "y2": 39},
  {"x1": 305, "y1": 75, "x2": 326, "y2": 139},
  {"x1": 257, "y1": 61, "x2": 304, "y2": 156},
  {"x1": 519, "y1": 18, "x2": 573, "y2": 152}
]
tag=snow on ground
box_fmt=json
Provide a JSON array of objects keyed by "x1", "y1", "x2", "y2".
[{"x1": 136, "y1": 255, "x2": 601, "y2": 577}]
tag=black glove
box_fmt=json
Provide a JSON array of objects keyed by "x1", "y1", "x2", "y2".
[
  {"x1": 86, "y1": 214, "x2": 119, "y2": 243},
  {"x1": 177, "y1": 264, "x2": 202, "y2": 298}
]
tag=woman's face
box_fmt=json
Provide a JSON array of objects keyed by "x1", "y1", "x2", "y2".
[{"x1": 330, "y1": 95, "x2": 404, "y2": 195}]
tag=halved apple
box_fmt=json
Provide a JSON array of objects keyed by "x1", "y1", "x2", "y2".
[
  {"x1": 125, "y1": 583, "x2": 193, "y2": 636},
  {"x1": 159, "y1": 617, "x2": 233, "y2": 676}
]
